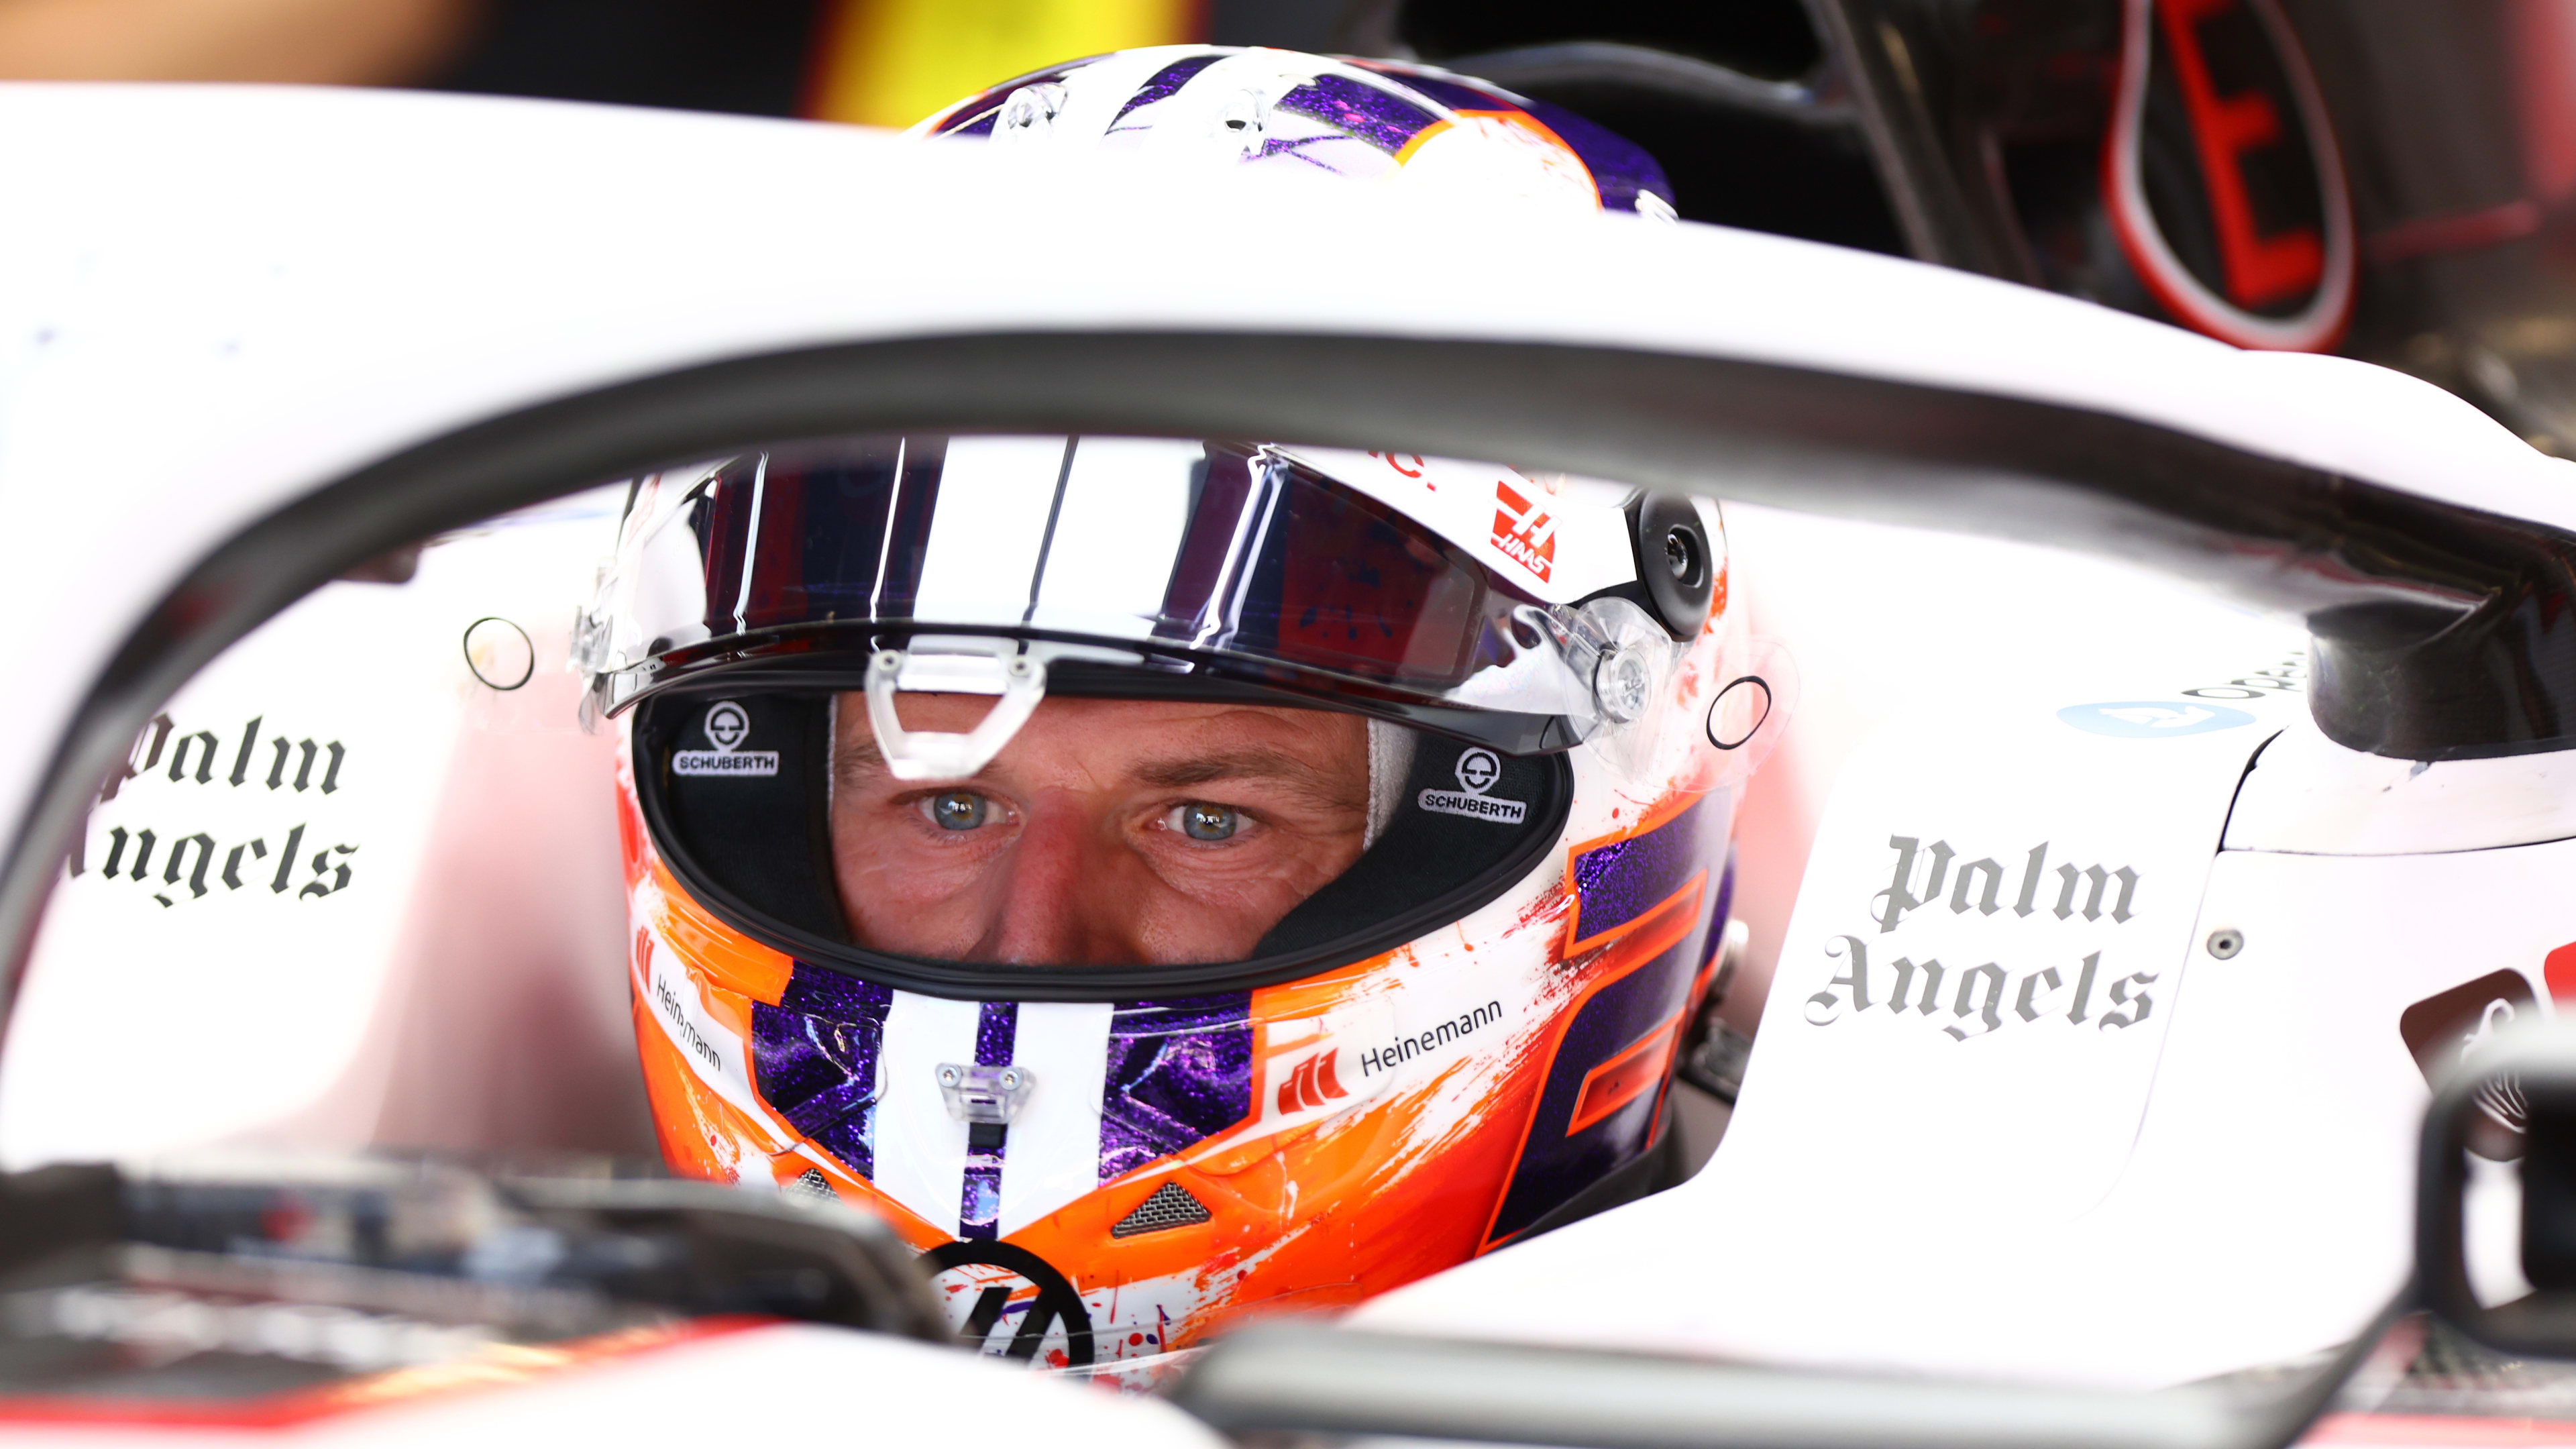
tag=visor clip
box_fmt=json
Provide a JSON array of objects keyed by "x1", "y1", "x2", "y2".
[
  {"x1": 865, "y1": 646, "x2": 1048, "y2": 782},
  {"x1": 936, "y1": 1063, "x2": 1034, "y2": 1125}
]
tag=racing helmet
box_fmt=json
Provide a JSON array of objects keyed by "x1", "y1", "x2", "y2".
[
  {"x1": 909, "y1": 43, "x2": 1678, "y2": 219},
  {"x1": 574, "y1": 53, "x2": 1734, "y2": 1371},
  {"x1": 576, "y1": 434, "x2": 1765, "y2": 1370}
]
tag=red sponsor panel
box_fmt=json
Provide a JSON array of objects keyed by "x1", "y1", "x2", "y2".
[{"x1": 2544, "y1": 941, "x2": 2576, "y2": 1001}]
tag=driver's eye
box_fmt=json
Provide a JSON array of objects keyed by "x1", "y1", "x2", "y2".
[
  {"x1": 926, "y1": 791, "x2": 989, "y2": 831},
  {"x1": 1178, "y1": 802, "x2": 1238, "y2": 841}
]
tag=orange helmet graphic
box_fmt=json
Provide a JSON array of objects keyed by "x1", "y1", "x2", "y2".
[
  {"x1": 577, "y1": 435, "x2": 1773, "y2": 1371},
  {"x1": 576, "y1": 44, "x2": 1739, "y2": 1376}
]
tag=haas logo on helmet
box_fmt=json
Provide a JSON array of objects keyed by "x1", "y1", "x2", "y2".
[{"x1": 1491, "y1": 480, "x2": 1556, "y2": 582}]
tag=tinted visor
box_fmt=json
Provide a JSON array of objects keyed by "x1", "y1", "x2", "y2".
[
  {"x1": 580, "y1": 435, "x2": 1623, "y2": 753},
  {"x1": 632, "y1": 686, "x2": 1572, "y2": 996}
]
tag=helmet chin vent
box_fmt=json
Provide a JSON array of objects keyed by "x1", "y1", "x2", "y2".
[{"x1": 1112, "y1": 1181, "x2": 1213, "y2": 1238}]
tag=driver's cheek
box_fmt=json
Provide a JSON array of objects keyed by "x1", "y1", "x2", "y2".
[
  {"x1": 1126, "y1": 830, "x2": 1324, "y2": 965},
  {"x1": 830, "y1": 806, "x2": 1018, "y2": 959}
]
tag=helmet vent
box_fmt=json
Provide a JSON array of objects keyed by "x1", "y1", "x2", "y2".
[
  {"x1": 786, "y1": 1169, "x2": 838, "y2": 1203},
  {"x1": 1111, "y1": 1181, "x2": 1212, "y2": 1238}
]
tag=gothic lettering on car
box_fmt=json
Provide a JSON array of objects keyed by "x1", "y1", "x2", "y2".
[
  {"x1": 74, "y1": 820, "x2": 356, "y2": 906},
  {"x1": 68, "y1": 711, "x2": 359, "y2": 905},
  {"x1": 1872, "y1": 837, "x2": 2139, "y2": 934},
  {"x1": 102, "y1": 712, "x2": 345, "y2": 802},
  {"x1": 1805, "y1": 937, "x2": 2157, "y2": 1039},
  {"x1": 1816, "y1": 834, "x2": 2155, "y2": 1039}
]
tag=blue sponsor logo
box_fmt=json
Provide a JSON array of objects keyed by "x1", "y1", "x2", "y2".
[{"x1": 2057, "y1": 700, "x2": 2257, "y2": 739}]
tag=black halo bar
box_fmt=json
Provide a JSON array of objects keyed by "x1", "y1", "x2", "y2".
[
  {"x1": 9, "y1": 329, "x2": 2573, "y2": 1044},
  {"x1": 217, "y1": 332, "x2": 2576, "y2": 765},
  {"x1": 1167, "y1": 1317, "x2": 2404, "y2": 1449}
]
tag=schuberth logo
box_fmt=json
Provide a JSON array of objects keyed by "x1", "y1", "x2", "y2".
[
  {"x1": 1490, "y1": 481, "x2": 1556, "y2": 583},
  {"x1": 1417, "y1": 748, "x2": 1527, "y2": 825},
  {"x1": 674, "y1": 700, "x2": 780, "y2": 778},
  {"x1": 1456, "y1": 749, "x2": 1500, "y2": 792},
  {"x1": 1805, "y1": 835, "x2": 2157, "y2": 1041},
  {"x1": 704, "y1": 702, "x2": 749, "y2": 750}
]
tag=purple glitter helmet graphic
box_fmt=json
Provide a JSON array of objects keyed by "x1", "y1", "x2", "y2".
[
  {"x1": 599, "y1": 50, "x2": 1758, "y2": 1365},
  {"x1": 912, "y1": 44, "x2": 1676, "y2": 217}
]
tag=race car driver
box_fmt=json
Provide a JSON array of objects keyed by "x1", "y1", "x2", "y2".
[
  {"x1": 831, "y1": 692, "x2": 1372, "y2": 966},
  {"x1": 575, "y1": 51, "x2": 1766, "y2": 1371}
]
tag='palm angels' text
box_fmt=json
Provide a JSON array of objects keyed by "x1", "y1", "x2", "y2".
[{"x1": 1807, "y1": 836, "x2": 2156, "y2": 1041}]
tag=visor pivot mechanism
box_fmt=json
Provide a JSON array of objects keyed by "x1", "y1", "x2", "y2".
[
  {"x1": 1594, "y1": 647, "x2": 1654, "y2": 724},
  {"x1": 936, "y1": 1063, "x2": 1034, "y2": 1125},
  {"x1": 865, "y1": 645, "x2": 1048, "y2": 782}
]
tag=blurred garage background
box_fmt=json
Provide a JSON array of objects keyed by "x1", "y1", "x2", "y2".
[{"x1": 0, "y1": 0, "x2": 1344, "y2": 126}]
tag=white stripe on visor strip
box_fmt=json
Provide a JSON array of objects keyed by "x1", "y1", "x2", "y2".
[
  {"x1": 996, "y1": 1002, "x2": 1119, "y2": 1238},
  {"x1": 1194, "y1": 458, "x2": 1283, "y2": 654},
  {"x1": 851, "y1": 994, "x2": 1117, "y2": 1240},
  {"x1": 912, "y1": 436, "x2": 1072, "y2": 629},
  {"x1": 731, "y1": 451, "x2": 767, "y2": 635},
  {"x1": 870, "y1": 992, "x2": 985, "y2": 1230},
  {"x1": 1032, "y1": 437, "x2": 1201, "y2": 639},
  {"x1": 868, "y1": 436, "x2": 905, "y2": 616}
]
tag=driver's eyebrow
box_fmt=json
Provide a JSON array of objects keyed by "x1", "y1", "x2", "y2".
[
  {"x1": 833, "y1": 736, "x2": 892, "y2": 785},
  {"x1": 833, "y1": 737, "x2": 1363, "y2": 810},
  {"x1": 832, "y1": 736, "x2": 1000, "y2": 789},
  {"x1": 1133, "y1": 750, "x2": 1365, "y2": 810}
]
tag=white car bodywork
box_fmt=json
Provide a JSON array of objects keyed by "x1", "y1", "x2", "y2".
[{"x1": 2, "y1": 82, "x2": 2571, "y2": 1427}]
